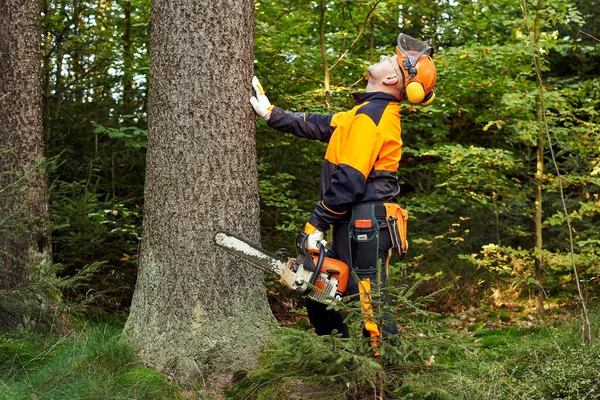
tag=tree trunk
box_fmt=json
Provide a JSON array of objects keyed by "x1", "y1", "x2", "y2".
[
  {"x1": 0, "y1": 0, "x2": 52, "y2": 290},
  {"x1": 533, "y1": 0, "x2": 545, "y2": 315},
  {"x1": 122, "y1": 0, "x2": 134, "y2": 116},
  {"x1": 123, "y1": 0, "x2": 276, "y2": 393},
  {"x1": 319, "y1": 0, "x2": 331, "y2": 108}
]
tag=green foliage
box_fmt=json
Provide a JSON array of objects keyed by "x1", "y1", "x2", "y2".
[
  {"x1": 49, "y1": 180, "x2": 141, "y2": 314},
  {"x1": 231, "y1": 305, "x2": 600, "y2": 400},
  {"x1": 417, "y1": 144, "x2": 525, "y2": 209},
  {"x1": 258, "y1": 170, "x2": 307, "y2": 234},
  {"x1": 228, "y1": 328, "x2": 382, "y2": 399},
  {"x1": 39, "y1": 0, "x2": 150, "y2": 314},
  {"x1": 93, "y1": 123, "x2": 148, "y2": 149},
  {"x1": 229, "y1": 271, "x2": 439, "y2": 399},
  {"x1": 0, "y1": 324, "x2": 180, "y2": 400}
]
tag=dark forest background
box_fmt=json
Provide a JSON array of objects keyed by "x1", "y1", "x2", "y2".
[{"x1": 35, "y1": 0, "x2": 600, "y2": 316}]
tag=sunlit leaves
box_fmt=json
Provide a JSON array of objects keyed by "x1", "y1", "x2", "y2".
[{"x1": 418, "y1": 144, "x2": 525, "y2": 212}]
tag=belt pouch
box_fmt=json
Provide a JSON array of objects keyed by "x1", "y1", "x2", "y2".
[{"x1": 348, "y1": 203, "x2": 380, "y2": 274}]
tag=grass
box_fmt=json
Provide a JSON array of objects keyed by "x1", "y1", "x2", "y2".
[
  {"x1": 0, "y1": 323, "x2": 180, "y2": 400},
  {"x1": 1, "y1": 310, "x2": 599, "y2": 399},
  {"x1": 381, "y1": 310, "x2": 600, "y2": 399}
]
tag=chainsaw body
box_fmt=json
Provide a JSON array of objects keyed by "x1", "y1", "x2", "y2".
[{"x1": 280, "y1": 254, "x2": 349, "y2": 304}]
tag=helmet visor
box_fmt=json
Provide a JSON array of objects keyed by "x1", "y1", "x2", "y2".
[{"x1": 396, "y1": 34, "x2": 433, "y2": 68}]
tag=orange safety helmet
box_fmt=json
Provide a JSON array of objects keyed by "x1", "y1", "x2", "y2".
[{"x1": 396, "y1": 34, "x2": 437, "y2": 105}]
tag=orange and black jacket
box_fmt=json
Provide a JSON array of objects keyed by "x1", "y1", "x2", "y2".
[{"x1": 267, "y1": 92, "x2": 402, "y2": 232}]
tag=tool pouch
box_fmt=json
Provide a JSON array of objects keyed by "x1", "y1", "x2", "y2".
[
  {"x1": 384, "y1": 203, "x2": 409, "y2": 258},
  {"x1": 348, "y1": 203, "x2": 385, "y2": 276}
]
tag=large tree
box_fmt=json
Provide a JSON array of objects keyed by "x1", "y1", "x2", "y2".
[
  {"x1": 0, "y1": 0, "x2": 51, "y2": 295},
  {"x1": 123, "y1": 0, "x2": 275, "y2": 392}
]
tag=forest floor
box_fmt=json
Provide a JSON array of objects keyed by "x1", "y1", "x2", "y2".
[{"x1": 0, "y1": 303, "x2": 598, "y2": 399}]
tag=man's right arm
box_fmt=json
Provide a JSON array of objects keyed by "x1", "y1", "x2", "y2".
[
  {"x1": 250, "y1": 76, "x2": 339, "y2": 142},
  {"x1": 267, "y1": 106, "x2": 335, "y2": 143}
]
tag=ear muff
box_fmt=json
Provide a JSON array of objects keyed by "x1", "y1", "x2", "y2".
[
  {"x1": 400, "y1": 55, "x2": 437, "y2": 104},
  {"x1": 420, "y1": 89, "x2": 435, "y2": 106},
  {"x1": 405, "y1": 81, "x2": 425, "y2": 103}
]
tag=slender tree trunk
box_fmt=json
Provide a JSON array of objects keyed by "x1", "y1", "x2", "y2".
[
  {"x1": 0, "y1": 0, "x2": 52, "y2": 289},
  {"x1": 70, "y1": 0, "x2": 84, "y2": 103},
  {"x1": 122, "y1": 0, "x2": 134, "y2": 116},
  {"x1": 319, "y1": 0, "x2": 331, "y2": 108},
  {"x1": 533, "y1": 0, "x2": 545, "y2": 315},
  {"x1": 123, "y1": 0, "x2": 275, "y2": 393},
  {"x1": 492, "y1": 191, "x2": 501, "y2": 245}
]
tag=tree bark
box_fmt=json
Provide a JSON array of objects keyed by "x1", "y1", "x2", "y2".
[
  {"x1": 123, "y1": 0, "x2": 276, "y2": 392},
  {"x1": 0, "y1": 0, "x2": 52, "y2": 290}
]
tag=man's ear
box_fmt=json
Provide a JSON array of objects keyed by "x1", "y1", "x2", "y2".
[{"x1": 382, "y1": 75, "x2": 400, "y2": 86}]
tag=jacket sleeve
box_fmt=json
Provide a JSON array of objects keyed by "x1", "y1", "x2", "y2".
[
  {"x1": 308, "y1": 113, "x2": 384, "y2": 231},
  {"x1": 267, "y1": 106, "x2": 336, "y2": 142}
]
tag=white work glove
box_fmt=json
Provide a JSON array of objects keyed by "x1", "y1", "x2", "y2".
[
  {"x1": 250, "y1": 76, "x2": 273, "y2": 120},
  {"x1": 304, "y1": 222, "x2": 327, "y2": 253}
]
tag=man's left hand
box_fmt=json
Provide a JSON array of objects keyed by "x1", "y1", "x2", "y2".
[{"x1": 302, "y1": 222, "x2": 326, "y2": 253}]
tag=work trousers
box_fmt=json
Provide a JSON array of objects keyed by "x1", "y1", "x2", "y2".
[{"x1": 306, "y1": 204, "x2": 400, "y2": 338}]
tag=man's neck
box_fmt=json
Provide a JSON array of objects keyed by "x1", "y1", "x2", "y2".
[{"x1": 365, "y1": 82, "x2": 401, "y2": 100}]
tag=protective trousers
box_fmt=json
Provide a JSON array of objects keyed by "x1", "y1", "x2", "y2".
[{"x1": 306, "y1": 202, "x2": 400, "y2": 339}]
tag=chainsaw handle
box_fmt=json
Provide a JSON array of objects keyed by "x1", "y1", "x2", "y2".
[
  {"x1": 295, "y1": 232, "x2": 308, "y2": 256},
  {"x1": 302, "y1": 241, "x2": 326, "y2": 295}
]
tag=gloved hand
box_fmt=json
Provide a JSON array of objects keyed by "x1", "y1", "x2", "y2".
[
  {"x1": 250, "y1": 76, "x2": 273, "y2": 120},
  {"x1": 303, "y1": 222, "x2": 327, "y2": 253}
]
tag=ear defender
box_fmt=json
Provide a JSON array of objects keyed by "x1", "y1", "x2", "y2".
[
  {"x1": 421, "y1": 89, "x2": 435, "y2": 106},
  {"x1": 396, "y1": 34, "x2": 437, "y2": 105},
  {"x1": 405, "y1": 81, "x2": 426, "y2": 103}
]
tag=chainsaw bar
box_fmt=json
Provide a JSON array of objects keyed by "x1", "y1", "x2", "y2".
[{"x1": 214, "y1": 232, "x2": 286, "y2": 275}]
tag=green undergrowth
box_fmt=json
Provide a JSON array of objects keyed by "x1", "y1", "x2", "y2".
[
  {"x1": 229, "y1": 309, "x2": 600, "y2": 400},
  {"x1": 0, "y1": 323, "x2": 180, "y2": 400},
  {"x1": 1, "y1": 310, "x2": 599, "y2": 400}
]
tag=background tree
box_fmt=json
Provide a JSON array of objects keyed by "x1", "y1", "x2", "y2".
[
  {"x1": 0, "y1": 0, "x2": 52, "y2": 328},
  {"x1": 123, "y1": 0, "x2": 275, "y2": 392}
]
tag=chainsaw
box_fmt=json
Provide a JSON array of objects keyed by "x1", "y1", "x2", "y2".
[{"x1": 214, "y1": 232, "x2": 349, "y2": 304}]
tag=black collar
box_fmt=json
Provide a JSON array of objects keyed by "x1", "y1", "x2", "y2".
[{"x1": 352, "y1": 92, "x2": 400, "y2": 105}]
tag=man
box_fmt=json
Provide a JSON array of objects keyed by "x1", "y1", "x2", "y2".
[{"x1": 250, "y1": 34, "x2": 437, "y2": 343}]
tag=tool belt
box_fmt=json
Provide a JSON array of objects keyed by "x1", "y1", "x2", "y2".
[{"x1": 347, "y1": 202, "x2": 408, "y2": 272}]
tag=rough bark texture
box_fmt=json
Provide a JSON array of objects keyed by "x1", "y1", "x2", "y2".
[
  {"x1": 0, "y1": 0, "x2": 52, "y2": 293},
  {"x1": 123, "y1": 0, "x2": 276, "y2": 392}
]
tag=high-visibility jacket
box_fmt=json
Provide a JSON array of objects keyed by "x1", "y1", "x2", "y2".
[{"x1": 267, "y1": 91, "x2": 402, "y2": 231}]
